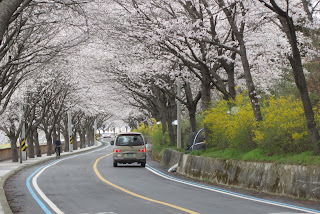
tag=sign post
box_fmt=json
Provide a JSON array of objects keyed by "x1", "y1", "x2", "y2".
[
  {"x1": 19, "y1": 103, "x2": 27, "y2": 163},
  {"x1": 68, "y1": 111, "x2": 73, "y2": 152},
  {"x1": 21, "y1": 121, "x2": 26, "y2": 161}
]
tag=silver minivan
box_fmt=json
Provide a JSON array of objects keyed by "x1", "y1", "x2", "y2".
[{"x1": 111, "y1": 132, "x2": 146, "y2": 167}]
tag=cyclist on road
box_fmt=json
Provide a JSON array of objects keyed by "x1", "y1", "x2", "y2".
[{"x1": 54, "y1": 137, "x2": 61, "y2": 158}]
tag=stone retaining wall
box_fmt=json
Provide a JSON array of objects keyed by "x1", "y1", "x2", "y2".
[{"x1": 162, "y1": 148, "x2": 320, "y2": 201}]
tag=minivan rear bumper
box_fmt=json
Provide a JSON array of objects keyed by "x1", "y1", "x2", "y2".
[{"x1": 114, "y1": 157, "x2": 146, "y2": 164}]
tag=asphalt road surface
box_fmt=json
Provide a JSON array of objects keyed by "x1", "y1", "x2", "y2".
[{"x1": 4, "y1": 139, "x2": 320, "y2": 214}]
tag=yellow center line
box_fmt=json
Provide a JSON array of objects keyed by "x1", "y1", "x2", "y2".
[{"x1": 93, "y1": 154, "x2": 199, "y2": 214}]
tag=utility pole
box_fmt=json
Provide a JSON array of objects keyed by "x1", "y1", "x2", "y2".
[
  {"x1": 93, "y1": 119, "x2": 97, "y2": 146},
  {"x1": 177, "y1": 80, "x2": 182, "y2": 149},
  {"x1": 68, "y1": 111, "x2": 73, "y2": 152}
]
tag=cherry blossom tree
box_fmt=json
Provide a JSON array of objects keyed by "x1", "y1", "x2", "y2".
[
  {"x1": 0, "y1": 76, "x2": 49, "y2": 161},
  {"x1": 256, "y1": 0, "x2": 320, "y2": 154},
  {"x1": 3, "y1": 0, "x2": 319, "y2": 157},
  {"x1": 0, "y1": 0, "x2": 89, "y2": 115}
]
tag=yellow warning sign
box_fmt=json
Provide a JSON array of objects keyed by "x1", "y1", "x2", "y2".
[
  {"x1": 69, "y1": 136, "x2": 73, "y2": 144},
  {"x1": 21, "y1": 138, "x2": 26, "y2": 151}
]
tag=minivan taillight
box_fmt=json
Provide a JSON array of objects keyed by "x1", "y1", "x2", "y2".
[
  {"x1": 139, "y1": 148, "x2": 146, "y2": 152},
  {"x1": 113, "y1": 149, "x2": 121, "y2": 153}
]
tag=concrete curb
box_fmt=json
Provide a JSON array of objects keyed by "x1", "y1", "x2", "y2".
[
  {"x1": 161, "y1": 148, "x2": 320, "y2": 201},
  {"x1": 0, "y1": 142, "x2": 105, "y2": 214}
]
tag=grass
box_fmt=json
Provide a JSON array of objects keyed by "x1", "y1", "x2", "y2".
[
  {"x1": 168, "y1": 146, "x2": 185, "y2": 153},
  {"x1": 186, "y1": 147, "x2": 320, "y2": 165}
]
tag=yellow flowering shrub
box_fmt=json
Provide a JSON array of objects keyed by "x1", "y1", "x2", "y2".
[
  {"x1": 203, "y1": 94, "x2": 257, "y2": 151},
  {"x1": 254, "y1": 96, "x2": 311, "y2": 153},
  {"x1": 135, "y1": 122, "x2": 152, "y2": 139},
  {"x1": 202, "y1": 99, "x2": 230, "y2": 148},
  {"x1": 203, "y1": 94, "x2": 314, "y2": 154},
  {"x1": 134, "y1": 118, "x2": 169, "y2": 152}
]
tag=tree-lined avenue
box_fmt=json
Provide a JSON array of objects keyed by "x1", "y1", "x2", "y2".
[{"x1": 4, "y1": 141, "x2": 320, "y2": 214}]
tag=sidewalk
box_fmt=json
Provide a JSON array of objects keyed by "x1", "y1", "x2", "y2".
[{"x1": 0, "y1": 142, "x2": 103, "y2": 214}]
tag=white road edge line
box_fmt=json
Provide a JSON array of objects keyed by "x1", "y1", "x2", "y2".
[
  {"x1": 33, "y1": 159, "x2": 64, "y2": 214},
  {"x1": 268, "y1": 213, "x2": 308, "y2": 214},
  {"x1": 145, "y1": 166, "x2": 319, "y2": 214},
  {"x1": 30, "y1": 145, "x2": 110, "y2": 214}
]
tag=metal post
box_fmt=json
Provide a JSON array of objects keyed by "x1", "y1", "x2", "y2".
[
  {"x1": 93, "y1": 119, "x2": 97, "y2": 146},
  {"x1": 21, "y1": 121, "x2": 26, "y2": 161},
  {"x1": 19, "y1": 103, "x2": 27, "y2": 163},
  {"x1": 177, "y1": 80, "x2": 182, "y2": 149},
  {"x1": 68, "y1": 111, "x2": 73, "y2": 152},
  {"x1": 19, "y1": 103, "x2": 22, "y2": 163}
]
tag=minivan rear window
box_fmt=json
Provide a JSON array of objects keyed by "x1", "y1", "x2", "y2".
[{"x1": 116, "y1": 134, "x2": 144, "y2": 146}]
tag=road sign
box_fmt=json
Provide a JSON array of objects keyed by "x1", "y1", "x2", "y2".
[{"x1": 21, "y1": 138, "x2": 26, "y2": 151}]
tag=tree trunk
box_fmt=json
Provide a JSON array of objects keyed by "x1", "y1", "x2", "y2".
[
  {"x1": 238, "y1": 38, "x2": 262, "y2": 121},
  {"x1": 90, "y1": 129, "x2": 94, "y2": 146},
  {"x1": 217, "y1": 0, "x2": 262, "y2": 121},
  {"x1": 188, "y1": 107, "x2": 197, "y2": 132},
  {"x1": 27, "y1": 130, "x2": 34, "y2": 158},
  {"x1": 85, "y1": 129, "x2": 89, "y2": 147},
  {"x1": 201, "y1": 72, "x2": 212, "y2": 112},
  {"x1": 57, "y1": 123, "x2": 61, "y2": 138},
  {"x1": 52, "y1": 124, "x2": 57, "y2": 143},
  {"x1": 73, "y1": 130, "x2": 77, "y2": 150},
  {"x1": 33, "y1": 129, "x2": 41, "y2": 157},
  {"x1": 279, "y1": 15, "x2": 320, "y2": 154},
  {"x1": 80, "y1": 131, "x2": 86, "y2": 149},
  {"x1": 167, "y1": 96, "x2": 177, "y2": 146},
  {"x1": 0, "y1": 0, "x2": 24, "y2": 44},
  {"x1": 184, "y1": 82, "x2": 199, "y2": 132},
  {"x1": 87, "y1": 126, "x2": 95, "y2": 147},
  {"x1": 159, "y1": 117, "x2": 167, "y2": 145},
  {"x1": 160, "y1": 114, "x2": 167, "y2": 135},
  {"x1": 227, "y1": 68, "x2": 236, "y2": 100},
  {"x1": 46, "y1": 132, "x2": 53, "y2": 156},
  {"x1": 167, "y1": 118, "x2": 175, "y2": 147},
  {"x1": 9, "y1": 135, "x2": 18, "y2": 162},
  {"x1": 201, "y1": 71, "x2": 212, "y2": 147},
  {"x1": 63, "y1": 124, "x2": 69, "y2": 152},
  {"x1": 79, "y1": 130, "x2": 83, "y2": 149}
]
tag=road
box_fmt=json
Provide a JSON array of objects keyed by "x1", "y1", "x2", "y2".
[{"x1": 4, "y1": 139, "x2": 320, "y2": 214}]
